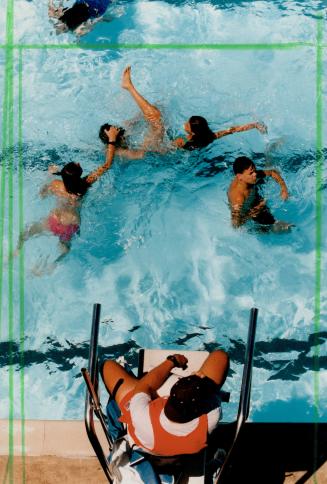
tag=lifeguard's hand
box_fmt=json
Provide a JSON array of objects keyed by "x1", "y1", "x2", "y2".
[
  {"x1": 169, "y1": 354, "x2": 188, "y2": 370},
  {"x1": 255, "y1": 122, "x2": 268, "y2": 134},
  {"x1": 105, "y1": 126, "x2": 120, "y2": 143}
]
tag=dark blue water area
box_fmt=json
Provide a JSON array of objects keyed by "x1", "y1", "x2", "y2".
[
  {"x1": 1, "y1": 327, "x2": 326, "y2": 382},
  {"x1": 1, "y1": 328, "x2": 326, "y2": 421}
]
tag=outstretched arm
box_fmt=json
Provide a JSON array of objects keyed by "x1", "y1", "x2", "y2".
[
  {"x1": 85, "y1": 126, "x2": 119, "y2": 185},
  {"x1": 133, "y1": 354, "x2": 188, "y2": 396},
  {"x1": 215, "y1": 122, "x2": 267, "y2": 140},
  {"x1": 264, "y1": 169, "x2": 289, "y2": 200}
]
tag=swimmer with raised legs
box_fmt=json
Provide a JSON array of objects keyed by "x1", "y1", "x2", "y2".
[
  {"x1": 99, "y1": 66, "x2": 166, "y2": 159},
  {"x1": 16, "y1": 126, "x2": 120, "y2": 274},
  {"x1": 228, "y1": 156, "x2": 293, "y2": 233}
]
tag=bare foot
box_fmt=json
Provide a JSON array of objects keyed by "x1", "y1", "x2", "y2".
[{"x1": 121, "y1": 66, "x2": 133, "y2": 90}]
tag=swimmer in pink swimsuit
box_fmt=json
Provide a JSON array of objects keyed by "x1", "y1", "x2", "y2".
[
  {"x1": 16, "y1": 126, "x2": 120, "y2": 273},
  {"x1": 47, "y1": 214, "x2": 80, "y2": 243}
]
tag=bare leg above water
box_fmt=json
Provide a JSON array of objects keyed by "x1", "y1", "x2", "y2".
[{"x1": 122, "y1": 66, "x2": 164, "y2": 150}]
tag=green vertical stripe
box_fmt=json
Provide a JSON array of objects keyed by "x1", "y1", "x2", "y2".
[
  {"x1": 4, "y1": 0, "x2": 15, "y2": 482},
  {"x1": 313, "y1": 14, "x2": 323, "y2": 484},
  {"x1": 18, "y1": 47, "x2": 26, "y2": 483},
  {"x1": 0, "y1": 15, "x2": 10, "y2": 341}
]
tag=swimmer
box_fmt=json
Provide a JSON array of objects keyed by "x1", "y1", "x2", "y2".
[
  {"x1": 228, "y1": 156, "x2": 292, "y2": 232},
  {"x1": 100, "y1": 66, "x2": 267, "y2": 159},
  {"x1": 48, "y1": 0, "x2": 111, "y2": 35},
  {"x1": 99, "y1": 66, "x2": 166, "y2": 159},
  {"x1": 174, "y1": 116, "x2": 267, "y2": 151},
  {"x1": 16, "y1": 126, "x2": 120, "y2": 273}
]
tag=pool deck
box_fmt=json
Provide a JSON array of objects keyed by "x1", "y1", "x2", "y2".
[{"x1": 0, "y1": 419, "x2": 326, "y2": 483}]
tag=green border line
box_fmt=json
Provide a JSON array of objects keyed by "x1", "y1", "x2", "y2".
[
  {"x1": 0, "y1": 0, "x2": 14, "y2": 484},
  {"x1": 0, "y1": 41, "x2": 317, "y2": 50},
  {"x1": 313, "y1": 13, "x2": 323, "y2": 484},
  {"x1": 6, "y1": 0, "x2": 14, "y2": 484},
  {"x1": 0, "y1": 48, "x2": 8, "y2": 341},
  {"x1": 18, "y1": 46, "x2": 26, "y2": 484},
  {"x1": 0, "y1": 6, "x2": 325, "y2": 484}
]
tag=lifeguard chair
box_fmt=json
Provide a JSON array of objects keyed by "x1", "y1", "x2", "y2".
[{"x1": 82, "y1": 304, "x2": 257, "y2": 483}]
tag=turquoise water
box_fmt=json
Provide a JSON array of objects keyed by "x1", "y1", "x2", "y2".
[{"x1": 0, "y1": 0, "x2": 326, "y2": 422}]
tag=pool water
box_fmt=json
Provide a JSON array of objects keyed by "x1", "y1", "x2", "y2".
[{"x1": 0, "y1": 0, "x2": 326, "y2": 422}]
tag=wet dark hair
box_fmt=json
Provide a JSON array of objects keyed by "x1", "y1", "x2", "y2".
[
  {"x1": 59, "y1": 3, "x2": 90, "y2": 31},
  {"x1": 99, "y1": 123, "x2": 126, "y2": 147},
  {"x1": 233, "y1": 156, "x2": 255, "y2": 175},
  {"x1": 55, "y1": 162, "x2": 89, "y2": 197},
  {"x1": 183, "y1": 116, "x2": 216, "y2": 151},
  {"x1": 164, "y1": 375, "x2": 217, "y2": 423}
]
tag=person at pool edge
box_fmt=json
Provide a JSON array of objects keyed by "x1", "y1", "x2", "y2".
[
  {"x1": 16, "y1": 126, "x2": 120, "y2": 273},
  {"x1": 102, "y1": 350, "x2": 229, "y2": 456},
  {"x1": 228, "y1": 156, "x2": 292, "y2": 232},
  {"x1": 98, "y1": 66, "x2": 268, "y2": 158},
  {"x1": 48, "y1": 0, "x2": 111, "y2": 35}
]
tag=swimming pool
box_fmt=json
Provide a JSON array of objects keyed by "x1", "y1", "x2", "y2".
[{"x1": 0, "y1": 0, "x2": 326, "y2": 423}]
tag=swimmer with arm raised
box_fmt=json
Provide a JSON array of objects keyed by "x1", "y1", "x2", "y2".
[
  {"x1": 100, "y1": 66, "x2": 267, "y2": 158},
  {"x1": 16, "y1": 126, "x2": 120, "y2": 273},
  {"x1": 174, "y1": 116, "x2": 267, "y2": 150},
  {"x1": 227, "y1": 156, "x2": 292, "y2": 232}
]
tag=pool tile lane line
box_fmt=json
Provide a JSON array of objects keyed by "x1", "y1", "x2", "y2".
[{"x1": 313, "y1": 14, "x2": 324, "y2": 484}]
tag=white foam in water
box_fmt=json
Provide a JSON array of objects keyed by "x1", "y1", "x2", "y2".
[{"x1": 0, "y1": 0, "x2": 326, "y2": 422}]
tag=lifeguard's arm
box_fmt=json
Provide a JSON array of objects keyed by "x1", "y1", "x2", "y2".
[
  {"x1": 215, "y1": 122, "x2": 267, "y2": 140},
  {"x1": 133, "y1": 354, "x2": 188, "y2": 396},
  {"x1": 264, "y1": 169, "x2": 289, "y2": 200},
  {"x1": 85, "y1": 127, "x2": 119, "y2": 185},
  {"x1": 195, "y1": 350, "x2": 229, "y2": 388}
]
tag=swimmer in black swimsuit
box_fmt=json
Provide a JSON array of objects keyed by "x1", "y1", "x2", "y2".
[
  {"x1": 228, "y1": 156, "x2": 293, "y2": 232},
  {"x1": 174, "y1": 116, "x2": 267, "y2": 151},
  {"x1": 99, "y1": 67, "x2": 267, "y2": 157}
]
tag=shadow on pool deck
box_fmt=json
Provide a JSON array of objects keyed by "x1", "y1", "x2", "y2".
[{"x1": 214, "y1": 422, "x2": 327, "y2": 483}]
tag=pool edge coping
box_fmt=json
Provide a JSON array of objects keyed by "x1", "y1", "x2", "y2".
[{"x1": 0, "y1": 419, "x2": 107, "y2": 458}]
